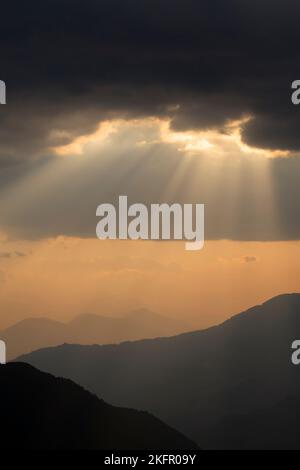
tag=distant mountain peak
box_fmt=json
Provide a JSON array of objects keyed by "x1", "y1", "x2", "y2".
[
  {"x1": 1, "y1": 307, "x2": 190, "y2": 360},
  {"x1": 18, "y1": 292, "x2": 300, "y2": 450},
  {"x1": 262, "y1": 292, "x2": 300, "y2": 306}
]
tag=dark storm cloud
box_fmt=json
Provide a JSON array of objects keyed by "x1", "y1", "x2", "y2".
[
  {"x1": 1, "y1": 0, "x2": 300, "y2": 241},
  {"x1": 1, "y1": 0, "x2": 300, "y2": 167}
]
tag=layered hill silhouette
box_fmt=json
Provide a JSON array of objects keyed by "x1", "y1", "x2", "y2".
[
  {"x1": 19, "y1": 293, "x2": 300, "y2": 449},
  {"x1": 1, "y1": 308, "x2": 190, "y2": 360},
  {"x1": 0, "y1": 362, "x2": 198, "y2": 450}
]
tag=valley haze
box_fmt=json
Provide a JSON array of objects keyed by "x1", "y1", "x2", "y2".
[
  {"x1": 1, "y1": 0, "x2": 300, "y2": 452},
  {"x1": 18, "y1": 293, "x2": 300, "y2": 450}
]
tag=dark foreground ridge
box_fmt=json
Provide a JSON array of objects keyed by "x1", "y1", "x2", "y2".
[
  {"x1": 19, "y1": 293, "x2": 300, "y2": 449},
  {"x1": 0, "y1": 363, "x2": 198, "y2": 450}
]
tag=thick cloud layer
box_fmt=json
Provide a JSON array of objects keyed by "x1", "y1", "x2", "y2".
[
  {"x1": 1, "y1": 0, "x2": 300, "y2": 168},
  {"x1": 1, "y1": 1, "x2": 300, "y2": 241}
]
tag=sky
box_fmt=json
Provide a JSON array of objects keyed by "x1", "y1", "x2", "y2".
[{"x1": 0, "y1": 0, "x2": 300, "y2": 329}]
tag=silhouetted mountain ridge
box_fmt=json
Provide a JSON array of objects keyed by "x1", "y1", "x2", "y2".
[
  {"x1": 19, "y1": 293, "x2": 300, "y2": 449},
  {"x1": 0, "y1": 362, "x2": 198, "y2": 450},
  {"x1": 1, "y1": 308, "x2": 190, "y2": 360}
]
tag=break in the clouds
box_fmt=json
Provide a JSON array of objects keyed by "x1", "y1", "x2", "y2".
[
  {"x1": 1, "y1": 0, "x2": 300, "y2": 166},
  {"x1": 1, "y1": 1, "x2": 300, "y2": 241},
  {"x1": 0, "y1": 117, "x2": 299, "y2": 241}
]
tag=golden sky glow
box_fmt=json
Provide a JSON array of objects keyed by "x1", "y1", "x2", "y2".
[
  {"x1": 0, "y1": 236, "x2": 299, "y2": 330},
  {"x1": 0, "y1": 117, "x2": 298, "y2": 332},
  {"x1": 53, "y1": 116, "x2": 289, "y2": 159}
]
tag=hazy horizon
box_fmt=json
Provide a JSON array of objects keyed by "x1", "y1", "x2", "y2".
[{"x1": 1, "y1": 236, "x2": 300, "y2": 330}]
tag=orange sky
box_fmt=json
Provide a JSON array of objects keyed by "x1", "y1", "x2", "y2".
[
  {"x1": 0, "y1": 236, "x2": 299, "y2": 330},
  {"x1": 0, "y1": 118, "x2": 299, "y2": 331}
]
